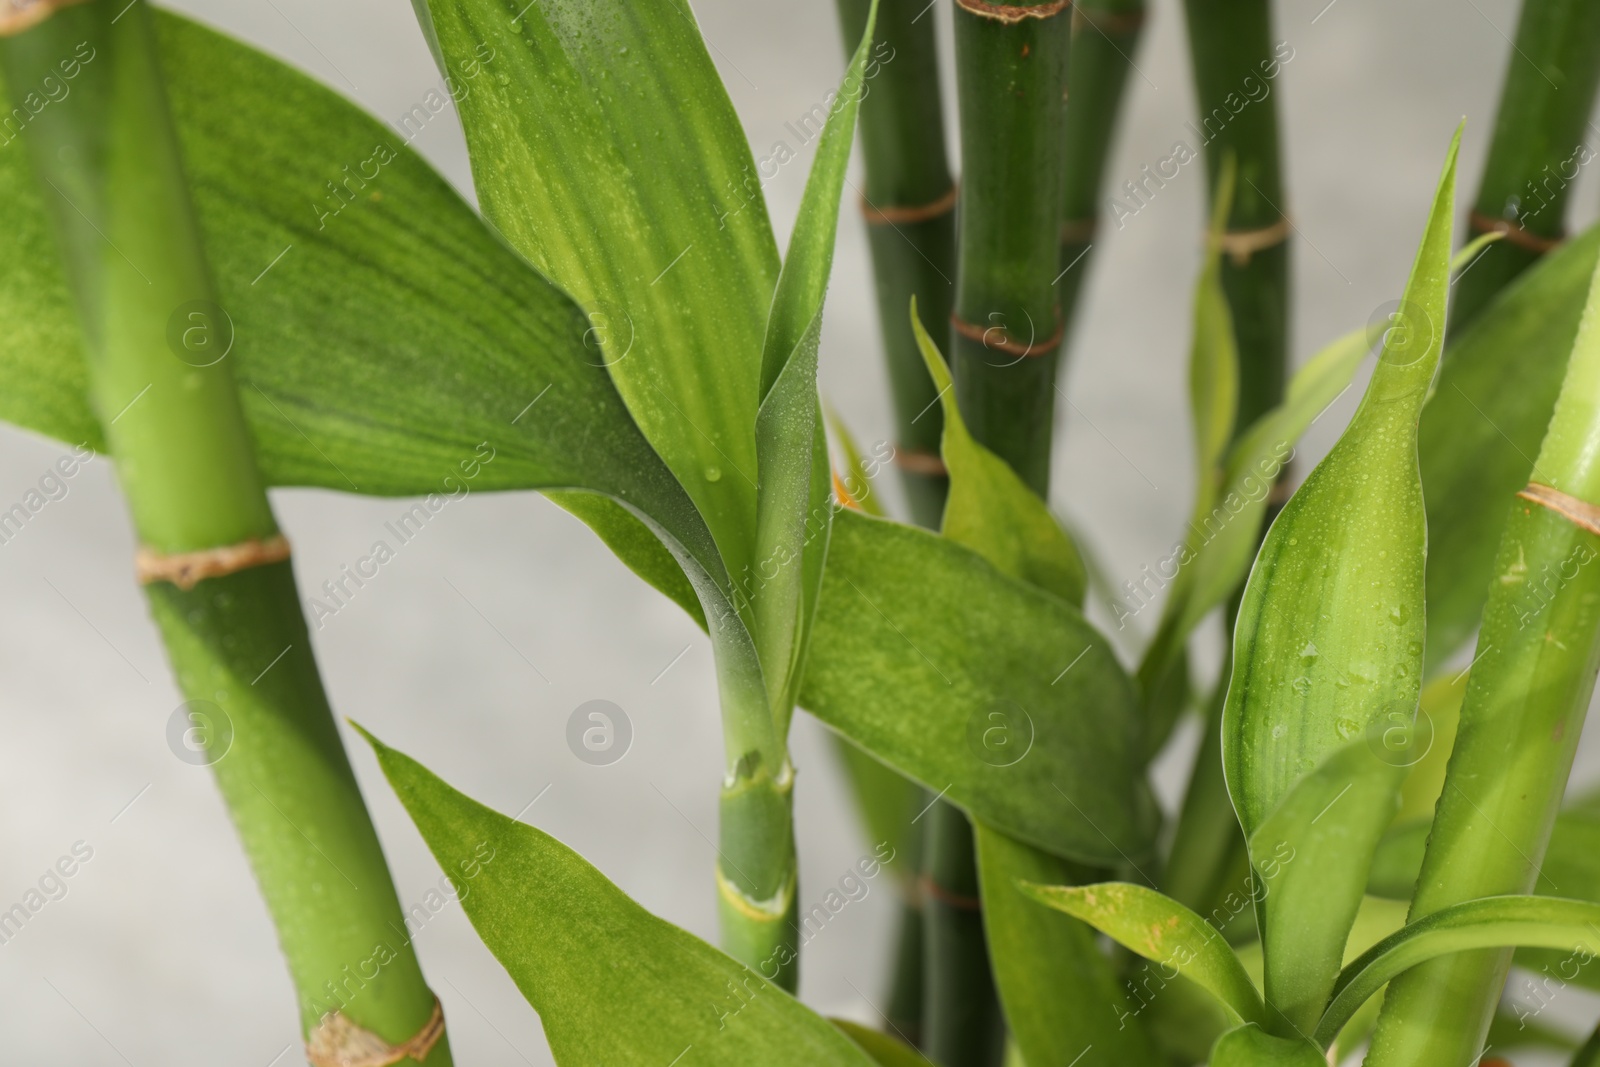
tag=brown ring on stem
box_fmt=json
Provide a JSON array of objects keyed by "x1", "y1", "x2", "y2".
[
  {"x1": 0, "y1": 0, "x2": 88, "y2": 36},
  {"x1": 895, "y1": 448, "x2": 949, "y2": 477},
  {"x1": 1072, "y1": 4, "x2": 1147, "y2": 34},
  {"x1": 861, "y1": 183, "x2": 960, "y2": 226},
  {"x1": 136, "y1": 534, "x2": 292, "y2": 590},
  {"x1": 950, "y1": 307, "x2": 1065, "y2": 358},
  {"x1": 306, "y1": 996, "x2": 447, "y2": 1067},
  {"x1": 1059, "y1": 216, "x2": 1098, "y2": 244},
  {"x1": 1518, "y1": 482, "x2": 1600, "y2": 536},
  {"x1": 955, "y1": 0, "x2": 1072, "y2": 24},
  {"x1": 920, "y1": 873, "x2": 982, "y2": 911},
  {"x1": 1469, "y1": 211, "x2": 1564, "y2": 254},
  {"x1": 1215, "y1": 217, "x2": 1291, "y2": 268}
]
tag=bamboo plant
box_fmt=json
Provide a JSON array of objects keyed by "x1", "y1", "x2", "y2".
[{"x1": 12, "y1": 0, "x2": 1600, "y2": 1066}]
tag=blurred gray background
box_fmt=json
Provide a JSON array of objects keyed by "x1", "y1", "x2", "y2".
[{"x1": 3, "y1": 0, "x2": 1599, "y2": 1062}]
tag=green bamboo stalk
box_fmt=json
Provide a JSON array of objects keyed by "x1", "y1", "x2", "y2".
[
  {"x1": 1058, "y1": 0, "x2": 1146, "y2": 334},
  {"x1": 1365, "y1": 262, "x2": 1600, "y2": 1066},
  {"x1": 950, "y1": 0, "x2": 1072, "y2": 493},
  {"x1": 926, "y1": 4, "x2": 1073, "y2": 1063},
  {"x1": 829, "y1": 0, "x2": 957, "y2": 1035},
  {"x1": 836, "y1": 0, "x2": 957, "y2": 530},
  {"x1": 0, "y1": 4, "x2": 449, "y2": 1060},
  {"x1": 1450, "y1": 0, "x2": 1600, "y2": 336},
  {"x1": 1180, "y1": 0, "x2": 1290, "y2": 432}
]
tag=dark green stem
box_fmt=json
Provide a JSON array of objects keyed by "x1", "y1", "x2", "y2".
[
  {"x1": 836, "y1": 0, "x2": 957, "y2": 528},
  {"x1": 924, "y1": 5, "x2": 1074, "y2": 1063},
  {"x1": 1, "y1": 4, "x2": 448, "y2": 1059},
  {"x1": 1180, "y1": 0, "x2": 1290, "y2": 431},
  {"x1": 924, "y1": 801, "x2": 1006, "y2": 1067},
  {"x1": 1450, "y1": 0, "x2": 1600, "y2": 336},
  {"x1": 950, "y1": 0, "x2": 1072, "y2": 492},
  {"x1": 1058, "y1": 0, "x2": 1146, "y2": 336}
]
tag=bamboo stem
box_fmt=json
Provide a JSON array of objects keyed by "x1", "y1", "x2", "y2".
[
  {"x1": 1180, "y1": 0, "x2": 1290, "y2": 432},
  {"x1": 1058, "y1": 0, "x2": 1146, "y2": 339},
  {"x1": 923, "y1": 4, "x2": 1074, "y2": 1063},
  {"x1": 0, "y1": 5, "x2": 449, "y2": 1060},
  {"x1": 1450, "y1": 0, "x2": 1600, "y2": 336},
  {"x1": 1365, "y1": 262, "x2": 1600, "y2": 1066},
  {"x1": 836, "y1": 0, "x2": 958, "y2": 529}
]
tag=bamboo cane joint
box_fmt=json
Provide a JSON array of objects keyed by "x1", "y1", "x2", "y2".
[
  {"x1": 135, "y1": 533, "x2": 292, "y2": 590},
  {"x1": 306, "y1": 998, "x2": 447, "y2": 1067}
]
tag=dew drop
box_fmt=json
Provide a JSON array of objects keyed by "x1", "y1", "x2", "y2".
[
  {"x1": 704, "y1": 466, "x2": 723, "y2": 482},
  {"x1": 1335, "y1": 717, "x2": 1359, "y2": 739},
  {"x1": 1271, "y1": 724, "x2": 1288, "y2": 739},
  {"x1": 1292, "y1": 676, "x2": 1312, "y2": 695}
]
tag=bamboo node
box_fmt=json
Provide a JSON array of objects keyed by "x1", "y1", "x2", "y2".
[
  {"x1": 894, "y1": 448, "x2": 949, "y2": 478},
  {"x1": 920, "y1": 873, "x2": 982, "y2": 911},
  {"x1": 1059, "y1": 215, "x2": 1098, "y2": 244},
  {"x1": 1469, "y1": 210, "x2": 1563, "y2": 254},
  {"x1": 0, "y1": 0, "x2": 87, "y2": 36},
  {"x1": 306, "y1": 996, "x2": 446, "y2": 1067},
  {"x1": 955, "y1": 0, "x2": 1072, "y2": 23},
  {"x1": 136, "y1": 533, "x2": 292, "y2": 590},
  {"x1": 860, "y1": 183, "x2": 959, "y2": 226},
  {"x1": 716, "y1": 864, "x2": 796, "y2": 921},
  {"x1": 950, "y1": 308, "x2": 1065, "y2": 358},
  {"x1": 1215, "y1": 216, "x2": 1291, "y2": 267},
  {"x1": 1518, "y1": 483, "x2": 1600, "y2": 538},
  {"x1": 1072, "y1": 4, "x2": 1147, "y2": 35}
]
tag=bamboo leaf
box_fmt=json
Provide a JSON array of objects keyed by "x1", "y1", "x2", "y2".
[
  {"x1": 1220, "y1": 128, "x2": 1460, "y2": 1034},
  {"x1": 975, "y1": 825, "x2": 1163, "y2": 1066},
  {"x1": 414, "y1": 0, "x2": 780, "y2": 588},
  {"x1": 1244, "y1": 742, "x2": 1405, "y2": 1030},
  {"x1": 752, "y1": 1, "x2": 876, "y2": 717},
  {"x1": 910, "y1": 304, "x2": 1086, "y2": 606},
  {"x1": 1420, "y1": 222, "x2": 1600, "y2": 671},
  {"x1": 831, "y1": 1020, "x2": 933, "y2": 1066},
  {"x1": 803, "y1": 510, "x2": 1157, "y2": 865},
  {"x1": 361, "y1": 728, "x2": 877, "y2": 1066},
  {"x1": 1209, "y1": 1026, "x2": 1325, "y2": 1067},
  {"x1": 1318, "y1": 895, "x2": 1600, "y2": 1048},
  {"x1": 1018, "y1": 881, "x2": 1267, "y2": 1028},
  {"x1": 1190, "y1": 158, "x2": 1241, "y2": 490}
]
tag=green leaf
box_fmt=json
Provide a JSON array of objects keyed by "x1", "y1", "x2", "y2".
[
  {"x1": 1208, "y1": 1026, "x2": 1325, "y2": 1067},
  {"x1": 416, "y1": 0, "x2": 778, "y2": 591},
  {"x1": 1221, "y1": 128, "x2": 1459, "y2": 1033},
  {"x1": 910, "y1": 304, "x2": 1086, "y2": 605},
  {"x1": 1318, "y1": 894, "x2": 1600, "y2": 1048},
  {"x1": 831, "y1": 1020, "x2": 933, "y2": 1066},
  {"x1": 825, "y1": 408, "x2": 890, "y2": 519},
  {"x1": 1244, "y1": 742, "x2": 1405, "y2": 1030},
  {"x1": 975, "y1": 825, "x2": 1162, "y2": 1066},
  {"x1": 802, "y1": 510, "x2": 1157, "y2": 865},
  {"x1": 360, "y1": 727, "x2": 876, "y2": 1066},
  {"x1": 1019, "y1": 881, "x2": 1267, "y2": 1028},
  {"x1": 1190, "y1": 157, "x2": 1241, "y2": 489},
  {"x1": 1420, "y1": 222, "x2": 1600, "y2": 671},
  {"x1": 751, "y1": 2, "x2": 876, "y2": 717}
]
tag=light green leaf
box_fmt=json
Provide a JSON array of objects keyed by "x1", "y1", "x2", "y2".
[
  {"x1": 1019, "y1": 881, "x2": 1267, "y2": 1028},
  {"x1": 1208, "y1": 1025, "x2": 1325, "y2": 1067},
  {"x1": 825, "y1": 408, "x2": 889, "y2": 519},
  {"x1": 361, "y1": 727, "x2": 876, "y2": 1066},
  {"x1": 752, "y1": 2, "x2": 876, "y2": 717},
  {"x1": 803, "y1": 510, "x2": 1157, "y2": 865},
  {"x1": 1245, "y1": 742, "x2": 1405, "y2": 1031},
  {"x1": 416, "y1": 0, "x2": 779, "y2": 590},
  {"x1": 1190, "y1": 157, "x2": 1240, "y2": 489},
  {"x1": 831, "y1": 1020, "x2": 933, "y2": 1066},
  {"x1": 976, "y1": 825, "x2": 1162, "y2": 1066},
  {"x1": 1221, "y1": 128, "x2": 1459, "y2": 1032},
  {"x1": 1420, "y1": 222, "x2": 1600, "y2": 671},
  {"x1": 910, "y1": 304, "x2": 1086, "y2": 605},
  {"x1": 1317, "y1": 894, "x2": 1600, "y2": 1048}
]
